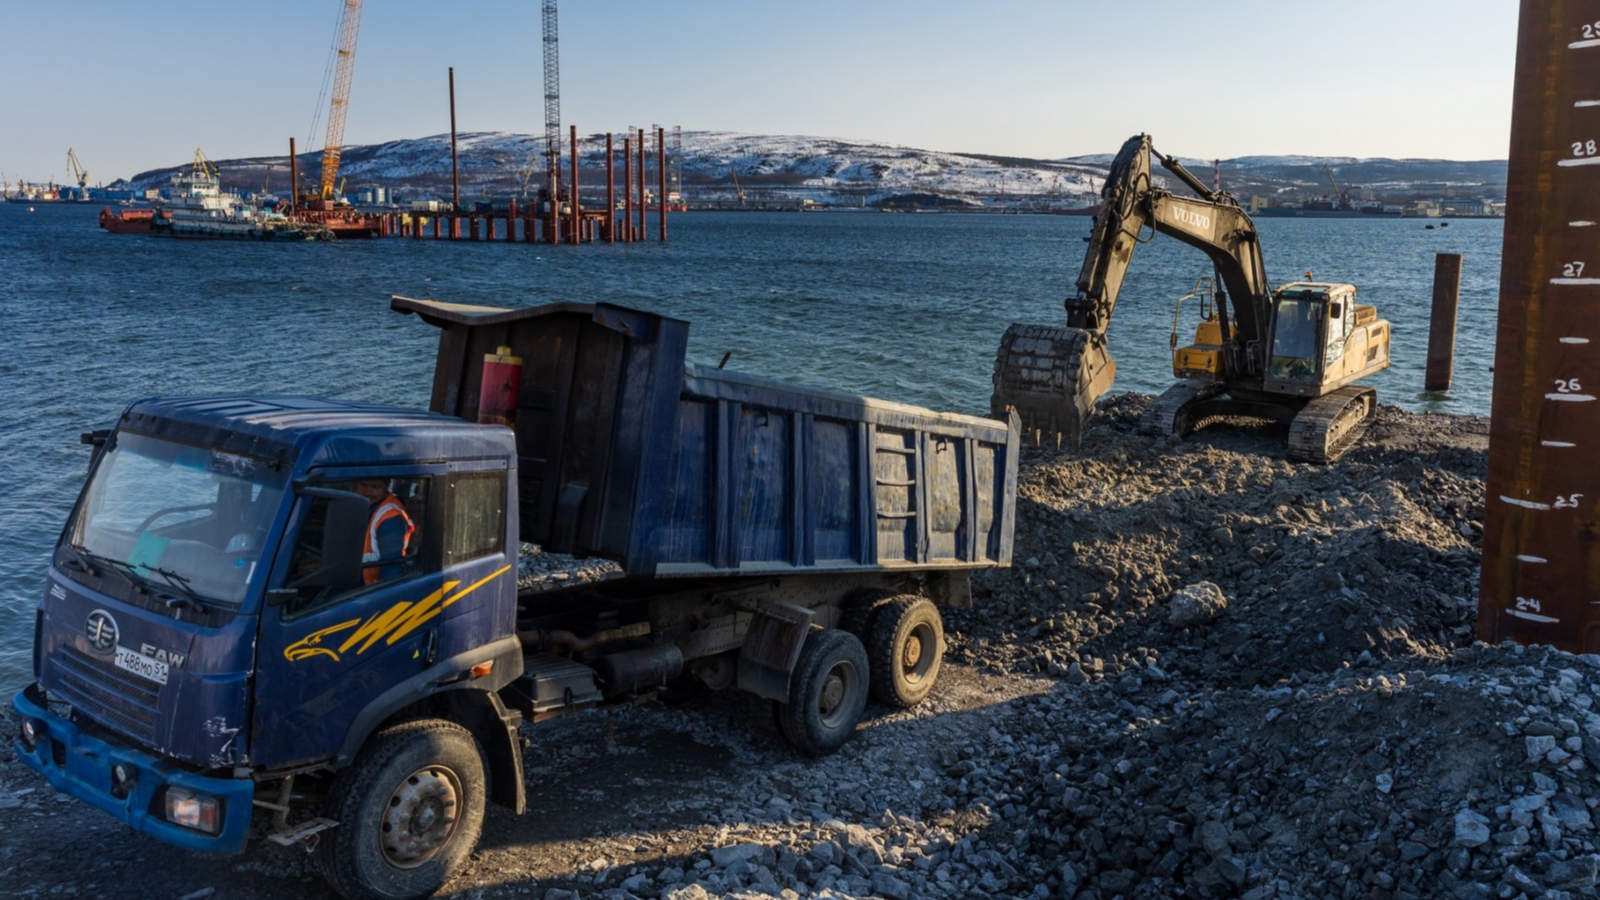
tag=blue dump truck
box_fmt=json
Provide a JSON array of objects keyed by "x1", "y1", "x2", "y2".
[{"x1": 13, "y1": 297, "x2": 1018, "y2": 900}]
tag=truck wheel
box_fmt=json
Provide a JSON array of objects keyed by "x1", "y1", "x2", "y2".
[
  {"x1": 867, "y1": 596, "x2": 944, "y2": 707},
  {"x1": 316, "y1": 720, "x2": 487, "y2": 900},
  {"x1": 776, "y1": 629, "x2": 869, "y2": 757}
]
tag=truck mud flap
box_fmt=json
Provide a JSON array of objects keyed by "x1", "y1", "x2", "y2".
[{"x1": 736, "y1": 599, "x2": 815, "y2": 702}]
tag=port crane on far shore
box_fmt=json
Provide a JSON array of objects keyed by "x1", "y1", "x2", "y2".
[{"x1": 65, "y1": 149, "x2": 89, "y2": 197}]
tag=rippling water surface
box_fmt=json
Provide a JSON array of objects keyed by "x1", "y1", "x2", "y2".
[{"x1": 0, "y1": 203, "x2": 1503, "y2": 687}]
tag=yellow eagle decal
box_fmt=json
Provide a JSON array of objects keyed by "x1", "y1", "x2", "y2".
[{"x1": 283, "y1": 565, "x2": 511, "y2": 663}]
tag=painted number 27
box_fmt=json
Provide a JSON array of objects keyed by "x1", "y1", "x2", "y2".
[
  {"x1": 1566, "y1": 262, "x2": 1588, "y2": 278},
  {"x1": 1575, "y1": 140, "x2": 1600, "y2": 158}
]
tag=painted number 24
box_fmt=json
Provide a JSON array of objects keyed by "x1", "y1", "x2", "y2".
[
  {"x1": 1575, "y1": 140, "x2": 1600, "y2": 158},
  {"x1": 1518, "y1": 596, "x2": 1542, "y2": 612}
]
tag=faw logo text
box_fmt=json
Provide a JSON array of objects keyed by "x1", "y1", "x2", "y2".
[
  {"x1": 141, "y1": 643, "x2": 186, "y2": 668},
  {"x1": 1172, "y1": 208, "x2": 1212, "y2": 230}
]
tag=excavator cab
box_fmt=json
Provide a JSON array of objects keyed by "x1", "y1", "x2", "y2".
[{"x1": 1263, "y1": 283, "x2": 1385, "y2": 397}]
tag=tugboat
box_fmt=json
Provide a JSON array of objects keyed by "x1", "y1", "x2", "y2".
[{"x1": 148, "y1": 150, "x2": 332, "y2": 241}]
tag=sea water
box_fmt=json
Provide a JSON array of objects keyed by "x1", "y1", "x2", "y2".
[{"x1": 0, "y1": 203, "x2": 1503, "y2": 687}]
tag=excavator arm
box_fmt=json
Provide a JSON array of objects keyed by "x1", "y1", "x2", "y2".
[{"x1": 992, "y1": 134, "x2": 1271, "y2": 444}]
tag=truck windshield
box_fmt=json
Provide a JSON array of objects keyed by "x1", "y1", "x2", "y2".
[
  {"x1": 68, "y1": 432, "x2": 288, "y2": 608},
  {"x1": 1269, "y1": 297, "x2": 1323, "y2": 381}
]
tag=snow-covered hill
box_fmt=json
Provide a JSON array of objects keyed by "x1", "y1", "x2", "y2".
[{"x1": 117, "y1": 131, "x2": 1506, "y2": 207}]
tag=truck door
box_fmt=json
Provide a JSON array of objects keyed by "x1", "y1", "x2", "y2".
[{"x1": 250, "y1": 469, "x2": 446, "y2": 767}]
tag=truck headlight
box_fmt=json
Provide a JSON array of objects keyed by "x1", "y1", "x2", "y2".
[
  {"x1": 164, "y1": 788, "x2": 221, "y2": 834},
  {"x1": 19, "y1": 718, "x2": 43, "y2": 749}
]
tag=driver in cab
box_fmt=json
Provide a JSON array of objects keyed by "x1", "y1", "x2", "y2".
[{"x1": 352, "y1": 478, "x2": 415, "y2": 584}]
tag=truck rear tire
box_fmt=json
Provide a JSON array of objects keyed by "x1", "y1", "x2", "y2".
[
  {"x1": 316, "y1": 719, "x2": 487, "y2": 900},
  {"x1": 776, "y1": 628, "x2": 869, "y2": 757},
  {"x1": 867, "y1": 596, "x2": 943, "y2": 707}
]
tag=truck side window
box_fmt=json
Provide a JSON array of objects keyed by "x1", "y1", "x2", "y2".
[
  {"x1": 284, "y1": 476, "x2": 433, "y2": 614},
  {"x1": 443, "y1": 472, "x2": 505, "y2": 566}
]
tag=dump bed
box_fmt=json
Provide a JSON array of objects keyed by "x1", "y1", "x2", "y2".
[{"x1": 393, "y1": 296, "x2": 1017, "y2": 580}]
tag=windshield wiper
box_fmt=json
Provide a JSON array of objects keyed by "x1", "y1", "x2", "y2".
[
  {"x1": 62, "y1": 544, "x2": 148, "y2": 595},
  {"x1": 136, "y1": 563, "x2": 208, "y2": 612}
]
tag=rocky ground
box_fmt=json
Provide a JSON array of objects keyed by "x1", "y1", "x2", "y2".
[{"x1": 10, "y1": 397, "x2": 1596, "y2": 900}]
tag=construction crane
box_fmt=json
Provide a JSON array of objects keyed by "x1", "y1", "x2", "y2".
[
  {"x1": 316, "y1": 0, "x2": 364, "y2": 201},
  {"x1": 730, "y1": 164, "x2": 745, "y2": 205},
  {"x1": 65, "y1": 149, "x2": 89, "y2": 197},
  {"x1": 541, "y1": 0, "x2": 561, "y2": 209}
]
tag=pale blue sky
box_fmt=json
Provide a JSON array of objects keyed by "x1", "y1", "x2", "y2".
[{"x1": 0, "y1": 0, "x2": 1518, "y2": 184}]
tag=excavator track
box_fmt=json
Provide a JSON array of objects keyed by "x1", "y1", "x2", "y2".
[
  {"x1": 1139, "y1": 381, "x2": 1220, "y2": 439},
  {"x1": 1286, "y1": 385, "x2": 1376, "y2": 464}
]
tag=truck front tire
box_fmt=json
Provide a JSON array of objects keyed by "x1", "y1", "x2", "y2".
[
  {"x1": 317, "y1": 719, "x2": 488, "y2": 900},
  {"x1": 776, "y1": 628, "x2": 869, "y2": 756}
]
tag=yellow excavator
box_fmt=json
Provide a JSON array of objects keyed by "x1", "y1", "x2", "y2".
[{"x1": 991, "y1": 134, "x2": 1391, "y2": 463}]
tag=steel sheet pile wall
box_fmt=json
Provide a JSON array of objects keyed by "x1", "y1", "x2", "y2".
[{"x1": 1480, "y1": 1, "x2": 1600, "y2": 649}]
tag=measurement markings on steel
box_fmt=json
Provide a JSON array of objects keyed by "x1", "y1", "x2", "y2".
[{"x1": 1480, "y1": 4, "x2": 1600, "y2": 647}]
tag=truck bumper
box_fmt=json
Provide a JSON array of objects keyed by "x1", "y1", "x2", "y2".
[{"x1": 11, "y1": 685, "x2": 254, "y2": 853}]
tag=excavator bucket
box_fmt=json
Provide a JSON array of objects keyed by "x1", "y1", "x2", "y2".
[{"x1": 990, "y1": 324, "x2": 1116, "y2": 448}]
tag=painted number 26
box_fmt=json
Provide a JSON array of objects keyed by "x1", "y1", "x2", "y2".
[
  {"x1": 1555, "y1": 493, "x2": 1585, "y2": 509},
  {"x1": 1556, "y1": 378, "x2": 1584, "y2": 393},
  {"x1": 1575, "y1": 140, "x2": 1600, "y2": 158}
]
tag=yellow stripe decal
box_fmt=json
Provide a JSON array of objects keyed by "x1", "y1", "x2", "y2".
[{"x1": 286, "y1": 564, "x2": 513, "y2": 665}]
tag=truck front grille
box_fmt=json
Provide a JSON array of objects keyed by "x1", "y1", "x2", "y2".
[{"x1": 51, "y1": 645, "x2": 159, "y2": 744}]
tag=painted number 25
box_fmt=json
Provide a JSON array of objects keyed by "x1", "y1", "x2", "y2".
[
  {"x1": 1575, "y1": 140, "x2": 1600, "y2": 158},
  {"x1": 1555, "y1": 493, "x2": 1585, "y2": 509},
  {"x1": 1566, "y1": 262, "x2": 1588, "y2": 278},
  {"x1": 1556, "y1": 378, "x2": 1584, "y2": 393}
]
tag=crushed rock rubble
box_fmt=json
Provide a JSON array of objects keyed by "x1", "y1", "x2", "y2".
[{"x1": 519, "y1": 542, "x2": 624, "y2": 592}]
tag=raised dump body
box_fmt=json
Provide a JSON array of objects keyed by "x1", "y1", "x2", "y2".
[{"x1": 393, "y1": 296, "x2": 1018, "y2": 583}]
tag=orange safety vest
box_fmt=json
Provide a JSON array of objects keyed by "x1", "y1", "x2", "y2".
[{"x1": 363, "y1": 494, "x2": 416, "y2": 585}]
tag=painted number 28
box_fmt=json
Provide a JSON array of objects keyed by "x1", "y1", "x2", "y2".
[
  {"x1": 1556, "y1": 378, "x2": 1584, "y2": 393},
  {"x1": 1555, "y1": 493, "x2": 1585, "y2": 509},
  {"x1": 1575, "y1": 140, "x2": 1600, "y2": 158}
]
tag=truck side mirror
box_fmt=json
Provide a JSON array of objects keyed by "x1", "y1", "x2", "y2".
[{"x1": 288, "y1": 489, "x2": 369, "y2": 588}]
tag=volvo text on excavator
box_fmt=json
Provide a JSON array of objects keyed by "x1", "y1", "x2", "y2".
[{"x1": 990, "y1": 134, "x2": 1391, "y2": 463}]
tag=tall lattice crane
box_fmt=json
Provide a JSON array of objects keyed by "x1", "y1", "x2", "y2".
[
  {"x1": 541, "y1": 0, "x2": 561, "y2": 204},
  {"x1": 317, "y1": 0, "x2": 364, "y2": 200}
]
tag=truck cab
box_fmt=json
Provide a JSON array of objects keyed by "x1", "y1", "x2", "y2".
[{"x1": 18, "y1": 397, "x2": 523, "y2": 853}]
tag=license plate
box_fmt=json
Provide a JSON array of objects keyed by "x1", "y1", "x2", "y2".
[{"x1": 114, "y1": 645, "x2": 169, "y2": 685}]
